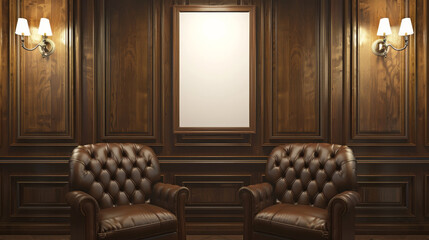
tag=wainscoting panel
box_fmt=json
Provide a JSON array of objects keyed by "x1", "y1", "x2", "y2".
[
  {"x1": 0, "y1": 158, "x2": 427, "y2": 234},
  {"x1": 0, "y1": 0, "x2": 429, "y2": 236},
  {"x1": 10, "y1": 175, "x2": 69, "y2": 218},
  {"x1": 357, "y1": 175, "x2": 415, "y2": 218}
]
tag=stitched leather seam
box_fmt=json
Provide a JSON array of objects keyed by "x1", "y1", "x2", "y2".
[
  {"x1": 255, "y1": 217, "x2": 327, "y2": 233},
  {"x1": 100, "y1": 219, "x2": 176, "y2": 234}
]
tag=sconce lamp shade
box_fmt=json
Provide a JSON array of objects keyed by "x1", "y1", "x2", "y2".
[
  {"x1": 398, "y1": 18, "x2": 413, "y2": 36},
  {"x1": 38, "y1": 18, "x2": 52, "y2": 36},
  {"x1": 15, "y1": 18, "x2": 30, "y2": 36},
  {"x1": 376, "y1": 18, "x2": 392, "y2": 36}
]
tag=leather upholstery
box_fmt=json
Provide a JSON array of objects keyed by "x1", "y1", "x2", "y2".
[
  {"x1": 67, "y1": 143, "x2": 189, "y2": 240},
  {"x1": 69, "y1": 143, "x2": 161, "y2": 209},
  {"x1": 254, "y1": 204, "x2": 328, "y2": 240},
  {"x1": 240, "y1": 143, "x2": 360, "y2": 240},
  {"x1": 98, "y1": 204, "x2": 177, "y2": 240}
]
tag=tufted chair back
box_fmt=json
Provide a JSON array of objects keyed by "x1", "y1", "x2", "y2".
[
  {"x1": 266, "y1": 143, "x2": 357, "y2": 209},
  {"x1": 69, "y1": 143, "x2": 161, "y2": 209}
]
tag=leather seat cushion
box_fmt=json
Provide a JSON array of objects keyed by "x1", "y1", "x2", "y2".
[
  {"x1": 254, "y1": 204, "x2": 328, "y2": 240},
  {"x1": 98, "y1": 204, "x2": 177, "y2": 240}
]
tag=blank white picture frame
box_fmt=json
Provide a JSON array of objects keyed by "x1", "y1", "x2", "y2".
[{"x1": 173, "y1": 6, "x2": 256, "y2": 133}]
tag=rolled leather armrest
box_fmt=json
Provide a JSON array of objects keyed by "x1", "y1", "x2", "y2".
[
  {"x1": 239, "y1": 182, "x2": 274, "y2": 214},
  {"x1": 239, "y1": 183, "x2": 274, "y2": 240},
  {"x1": 150, "y1": 182, "x2": 190, "y2": 215},
  {"x1": 66, "y1": 191, "x2": 100, "y2": 240},
  {"x1": 151, "y1": 183, "x2": 189, "y2": 240},
  {"x1": 328, "y1": 191, "x2": 360, "y2": 240}
]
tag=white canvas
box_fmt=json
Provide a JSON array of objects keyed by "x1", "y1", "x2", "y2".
[{"x1": 179, "y1": 12, "x2": 250, "y2": 128}]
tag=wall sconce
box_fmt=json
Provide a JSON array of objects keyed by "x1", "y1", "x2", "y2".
[
  {"x1": 371, "y1": 17, "x2": 413, "y2": 57},
  {"x1": 15, "y1": 18, "x2": 55, "y2": 58}
]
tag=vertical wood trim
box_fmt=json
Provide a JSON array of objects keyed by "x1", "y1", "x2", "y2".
[
  {"x1": 80, "y1": 0, "x2": 96, "y2": 144},
  {"x1": 0, "y1": 0, "x2": 9, "y2": 148},
  {"x1": 423, "y1": 0, "x2": 429, "y2": 146},
  {"x1": 330, "y1": 0, "x2": 344, "y2": 144}
]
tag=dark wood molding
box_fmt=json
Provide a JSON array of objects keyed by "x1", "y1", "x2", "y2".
[{"x1": 0, "y1": 0, "x2": 429, "y2": 235}]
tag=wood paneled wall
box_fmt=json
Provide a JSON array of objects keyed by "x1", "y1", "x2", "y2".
[{"x1": 0, "y1": 0, "x2": 428, "y2": 235}]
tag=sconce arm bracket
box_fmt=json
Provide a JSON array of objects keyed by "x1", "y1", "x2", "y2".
[
  {"x1": 20, "y1": 36, "x2": 41, "y2": 51},
  {"x1": 19, "y1": 35, "x2": 55, "y2": 58},
  {"x1": 371, "y1": 36, "x2": 409, "y2": 57},
  {"x1": 386, "y1": 36, "x2": 409, "y2": 52}
]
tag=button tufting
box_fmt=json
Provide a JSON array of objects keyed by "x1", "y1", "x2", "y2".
[
  {"x1": 314, "y1": 152, "x2": 319, "y2": 158},
  {"x1": 330, "y1": 152, "x2": 336, "y2": 158},
  {"x1": 299, "y1": 151, "x2": 304, "y2": 157}
]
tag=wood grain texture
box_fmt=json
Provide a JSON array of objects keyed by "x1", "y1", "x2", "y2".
[
  {"x1": 0, "y1": 0, "x2": 428, "y2": 236},
  {"x1": 0, "y1": 0, "x2": 7, "y2": 149},
  {"x1": 97, "y1": 0, "x2": 162, "y2": 143},
  {"x1": 9, "y1": 0, "x2": 77, "y2": 146},
  {"x1": 349, "y1": 0, "x2": 416, "y2": 145},
  {"x1": 357, "y1": 175, "x2": 415, "y2": 218},
  {"x1": 263, "y1": 0, "x2": 329, "y2": 144},
  {"x1": 10, "y1": 175, "x2": 69, "y2": 218}
]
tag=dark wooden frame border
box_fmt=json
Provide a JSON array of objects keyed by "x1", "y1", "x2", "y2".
[{"x1": 173, "y1": 6, "x2": 256, "y2": 134}]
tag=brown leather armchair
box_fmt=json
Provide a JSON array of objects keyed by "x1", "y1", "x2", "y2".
[
  {"x1": 239, "y1": 143, "x2": 360, "y2": 240},
  {"x1": 66, "y1": 143, "x2": 189, "y2": 240}
]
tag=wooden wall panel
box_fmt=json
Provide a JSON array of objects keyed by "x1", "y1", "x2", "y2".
[
  {"x1": 175, "y1": 175, "x2": 251, "y2": 206},
  {"x1": 96, "y1": 0, "x2": 161, "y2": 143},
  {"x1": 0, "y1": 0, "x2": 428, "y2": 236},
  {"x1": 348, "y1": 0, "x2": 416, "y2": 146},
  {"x1": 9, "y1": 0, "x2": 77, "y2": 146},
  {"x1": 10, "y1": 175, "x2": 69, "y2": 218},
  {"x1": 263, "y1": 0, "x2": 329, "y2": 144},
  {"x1": 357, "y1": 175, "x2": 415, "y2": 218}
]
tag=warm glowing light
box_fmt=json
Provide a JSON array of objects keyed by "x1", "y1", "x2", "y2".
[
  {"x1": 15, "y1": 18, "x2": 30, "y2": 36},
  {"x1": 376, "y1": 18, "x2": 392, "y2": 36},
  {"x1": 38, "y1": 18, "x2": 52, "y2": 36},
  {"x1": 398, "y1": 18, "x2": 413, "y2": 36}
]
